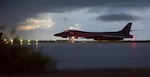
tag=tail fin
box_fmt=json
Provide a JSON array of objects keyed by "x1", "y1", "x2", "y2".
[{"x1": 119, "y1": 22, "x2": 132, "y2": 35}]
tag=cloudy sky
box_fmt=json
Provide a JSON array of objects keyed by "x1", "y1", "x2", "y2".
[{"x1": 0, "y1": 0, "x2": 150, "y2": 40}]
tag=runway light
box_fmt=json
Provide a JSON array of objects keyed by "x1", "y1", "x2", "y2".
[
  {"x1": 27, "y1": 40, "x2": 30, "y2": 46},
  {"x1": 20, "y1": 39, "x2": 23, "y2": 46},
  {"x1": 28, "y1": 40, "x2": 30, "y2": 42},
  {"x1": 36, "y1": 42, "x2": 38, "y2": 47},
  {"x1": 28, "y1": 42, "x2": 30, "y2": 46},
  {"x1": 10, "y1": 39, "x2": 13, "y2": 42},
  {"x1": 10, "y1": 39, "x2": 13, "y2": 45},
  {"x1": 4, "y1": 39, "x2": 6, "y2": 41},
  {"x1": 20, "y1": 39, "x2": 23, "y2": 42},
  {"x1": 3, "y1": 39, "x2": 9, "y2": 44},
  {"x1": 36, "y1": 39, "x2": 38, "y2": 42},
  {"x1": 35, "y1": 39, "x2": 38, "y2": 47},
  {"x1": 20, "y1": 42, "x2": 23, "y2": 46}
]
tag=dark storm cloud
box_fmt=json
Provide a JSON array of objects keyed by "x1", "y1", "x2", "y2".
[
  {"x1": 1, "y1": 0, "x2": 150, "y2": 14},
  {"x1": 0, "y1": 0, "x2": 150, "y2": 27},
  {"x1": 96, "y1": 13, "x2": 140, "y2": 21}
]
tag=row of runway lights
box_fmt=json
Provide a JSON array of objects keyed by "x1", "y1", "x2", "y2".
[{"x1": 3, "y1": 39, "x2": 38, "y2": 46}]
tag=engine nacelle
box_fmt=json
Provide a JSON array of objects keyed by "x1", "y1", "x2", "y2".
[{"x1": 62, "y1": 36, "x2": 67, "y2": 38}]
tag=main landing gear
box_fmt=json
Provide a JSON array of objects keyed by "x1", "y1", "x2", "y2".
[{"x1": 68, "y1": 36, "x2": 75, "y2": 43}]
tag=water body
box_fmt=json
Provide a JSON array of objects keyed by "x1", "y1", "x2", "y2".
[{"x1": 30, "y1": 42, "x2": 150, "y2": 70}]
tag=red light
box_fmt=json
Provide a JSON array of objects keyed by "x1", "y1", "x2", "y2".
[{"x1": 133, "y1": 36, "x2": 136, "y2": 39}]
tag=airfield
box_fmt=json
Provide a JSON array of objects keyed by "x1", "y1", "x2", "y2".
[
  {"x1": 38, "y1": 40, "x2": 150, "y2": 43},
  {"x1": 5, "y1": 40, "x2": 150, "y2": 77}
]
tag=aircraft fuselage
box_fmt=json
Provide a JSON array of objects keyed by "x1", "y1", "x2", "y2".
[{"x1": 54, "y1": 22, "x2": 134, "y2": 43}]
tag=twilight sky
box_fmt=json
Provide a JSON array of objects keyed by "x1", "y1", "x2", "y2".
[{"x1": 0, "y1": 0, "x2": 150, "y2": 40}]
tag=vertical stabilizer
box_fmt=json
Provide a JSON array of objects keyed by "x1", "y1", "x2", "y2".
[{"x1": 119, "y1": 22, "x2": 132, "y2": 35}]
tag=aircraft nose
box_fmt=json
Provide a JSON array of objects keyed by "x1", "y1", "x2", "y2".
[{"x1": 54, "y1": 33, "x2": 60, "y2": 36}]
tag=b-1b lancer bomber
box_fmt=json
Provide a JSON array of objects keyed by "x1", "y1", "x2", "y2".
[{"x1": 54, "y1": 22, "x2": 134, "y2": 43}]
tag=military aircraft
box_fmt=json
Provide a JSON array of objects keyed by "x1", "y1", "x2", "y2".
[{"x1": 54, "y1": 22, "x2": 134, "y2": 43}]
